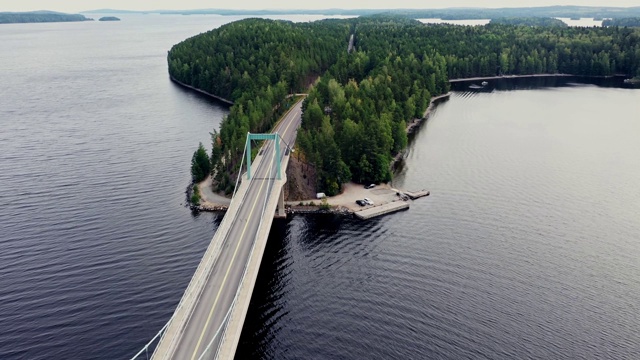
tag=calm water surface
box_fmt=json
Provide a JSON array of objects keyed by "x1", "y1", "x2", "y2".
[
  {"x1": 1, "y1": 15, "x2": 639, "y2": 360},
  {"x1": 556, "y1": 17, "x2": 604, "y2": 27},
  {"x1": 418, "y1": 18, "x2": 492, "y2": 26}
]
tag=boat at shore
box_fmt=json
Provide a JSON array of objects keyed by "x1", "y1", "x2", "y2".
[{"x1": 469, "y1": 81, "x2": 489, "y2": 89}]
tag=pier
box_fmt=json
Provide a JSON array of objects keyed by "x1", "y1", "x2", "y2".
[{"x1": 354, "y1": 201, "x2": 410, "y2": 220}]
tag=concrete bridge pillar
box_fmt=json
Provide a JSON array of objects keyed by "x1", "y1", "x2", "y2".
[{"x1": 276, "y1": 187, "x2": 286, "y2": 218}]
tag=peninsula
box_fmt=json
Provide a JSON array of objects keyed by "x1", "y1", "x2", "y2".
[
  {"x1": 176, "y1": 15, "x2": 640, "y2": 199},
  {"x1": 0, "y1": 11, "x2": 92, "y2": 24}
]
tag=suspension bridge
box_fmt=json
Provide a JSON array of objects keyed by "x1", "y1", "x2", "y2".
[{"x1": 131, "y1": 100, "x2": 303, "y2": 360}]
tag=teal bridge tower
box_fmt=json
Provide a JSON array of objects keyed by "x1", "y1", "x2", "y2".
[{"x1": 245, "y1": 133, "x2": 281, "y2": 180}]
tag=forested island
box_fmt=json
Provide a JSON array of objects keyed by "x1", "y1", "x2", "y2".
[
  {"x1": 173, "y1": 15, "x2": 640, "y2": 195},
  {"x1": 490, "y1": 17, "x2": 568, "y2": 27},
  {"x1": 99, "y1": 16, "x2": 121, "y2": 21},
  {"x1": 602, "y1": 18, "x2": 640, "y2": 27},
  {"x1": 0, "y1": 11, "x2": 92, "y2": 24}
]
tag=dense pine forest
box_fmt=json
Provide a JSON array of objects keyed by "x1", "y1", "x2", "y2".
[{"x1": 170, "y1": 15, "x2": 640, "y2": 195}]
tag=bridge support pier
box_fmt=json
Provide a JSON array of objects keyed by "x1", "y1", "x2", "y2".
[{"x1": 276, "y1": 187, "x2": 286, "y2": 218}]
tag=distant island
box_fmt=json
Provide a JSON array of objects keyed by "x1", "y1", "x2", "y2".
[
  {"x1": 490, "y1": 17, "x2": 568, "y2": 27},
  {"x1": 0, "y1": 11, "x2": 92, "y2": 24},
  {"x1": 99, "y1": 16, "x2": 121, "y2": 21},
  {"x1": 83, "y1": 6, "x2": 640, "y2": 19},
  {"x1": 602, "y1": 18, "x2": 640, "y2": 27}
]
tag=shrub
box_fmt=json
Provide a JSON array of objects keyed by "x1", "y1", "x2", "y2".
[
  {"x1": 319, "y1": 197, "x2": 331, "y2": 210},
  {"x1": 191, "y1": 184, "x2": 201, "y2": 206}
]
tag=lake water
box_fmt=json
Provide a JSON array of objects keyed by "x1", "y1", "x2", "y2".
[
  {"x1": 1, "y1": 15, "x2": 639, "y2": 360},
  {"x1": 556, "y1": 17, "x2": 604, "y2": 27},
  {"x1": 418, "y1": 18, "x2": 492, "y2": 26}
]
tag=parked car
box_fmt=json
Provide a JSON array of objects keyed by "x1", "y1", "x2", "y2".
[
  {"x1": 364, "y1": 183, "x2": 376, "y2": 189},
  {"x1": 355, "y1": 199, "x2": 367, "y2": 206},
  {"x1": 363, "y1": 198, "x2": 374, "y2": 205}
]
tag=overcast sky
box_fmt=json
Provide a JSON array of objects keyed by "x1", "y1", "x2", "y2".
[
  {"x1": 5, "y1": 0, "x2": 640, "y2": 12},
  {"x1": 2, "y1": 0, "x2": 638, "y2": 13}
]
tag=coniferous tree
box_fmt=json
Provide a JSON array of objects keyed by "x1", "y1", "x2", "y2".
[{"x1": 191, "y1": 143, "x2": 211, "y2": 183}]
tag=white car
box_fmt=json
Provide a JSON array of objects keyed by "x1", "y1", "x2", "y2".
[{"x1": 363, "y1": 198, "x2": 374, "y2": 206}]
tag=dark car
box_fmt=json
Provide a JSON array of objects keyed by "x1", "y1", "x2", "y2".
[
  {"x1": 355, "y1": 199, "x2": 367, "y2": 206},
  {"x1": 364, "y1": 184, "x2": 375, "y2": 189}
]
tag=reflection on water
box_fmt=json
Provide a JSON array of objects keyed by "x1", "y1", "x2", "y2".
[{"x1": 451, "y1": 75, "x2": 632, "y2": 93}]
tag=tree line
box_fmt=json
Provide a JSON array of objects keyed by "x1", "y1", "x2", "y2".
[{"x1": 178, "y1": 15, "x2": 640, "y2": 195}]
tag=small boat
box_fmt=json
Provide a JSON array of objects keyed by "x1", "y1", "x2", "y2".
[
  {"x1": 469, "y1": 84, "x2": 484, "y2": 89},
  {"x1": 481, "y1": 81, "x2": 488, "y2": 86}
]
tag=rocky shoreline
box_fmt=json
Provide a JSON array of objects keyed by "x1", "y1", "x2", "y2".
[
  {"x1": 390, "y1": 91, "x2": 452, "y2": 170},
  {"x1": 169, "y1": 76, "x2": 234, "y2": 105}
]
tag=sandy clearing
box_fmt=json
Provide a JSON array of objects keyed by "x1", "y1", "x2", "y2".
[
  {"x1": 287, "y1": 182, "x2": 405, "y2": 211},
  {"x1": 197, "y1": 175, "x2": 232, "y2": 207}
]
